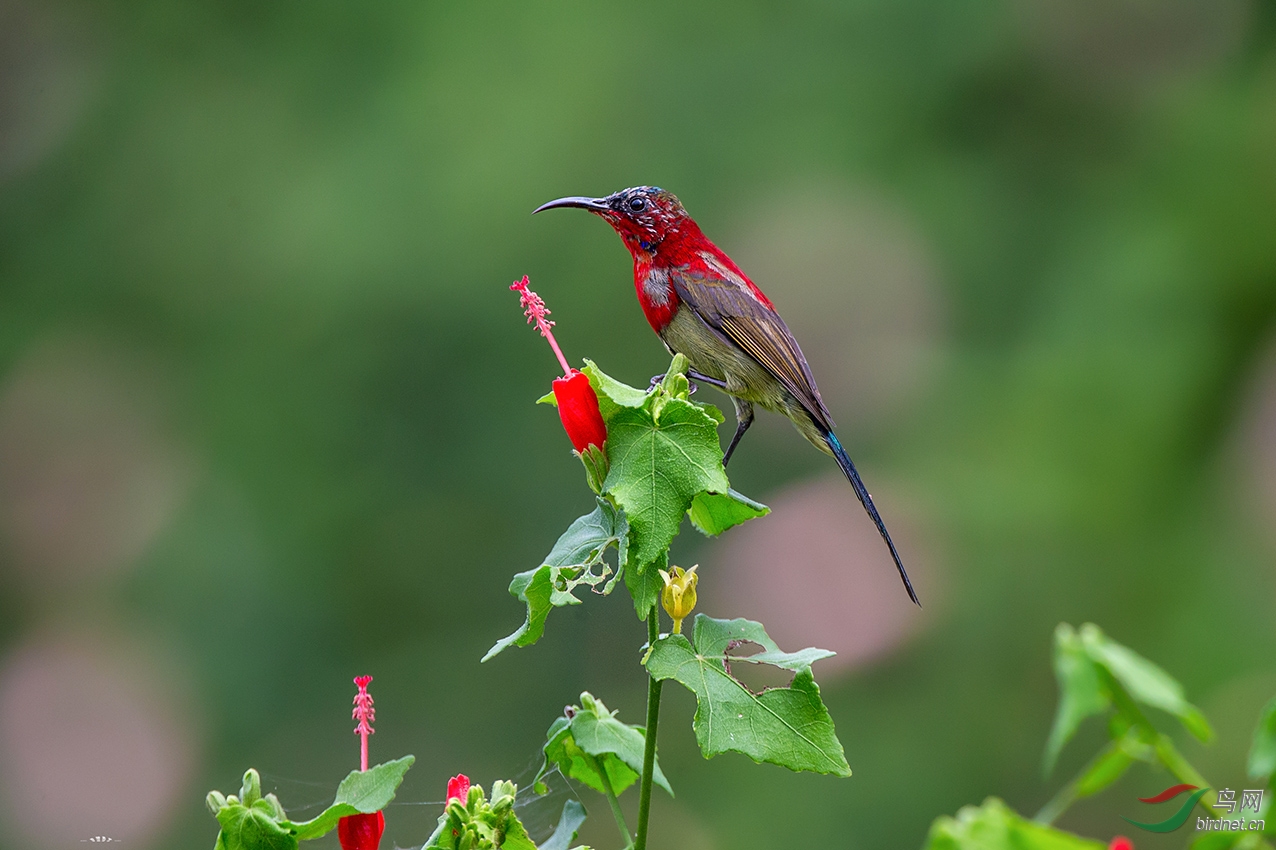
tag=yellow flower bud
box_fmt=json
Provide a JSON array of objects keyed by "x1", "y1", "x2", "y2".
[{"x1": 658, "y1": 564, "x2": 698, "y2": 634}]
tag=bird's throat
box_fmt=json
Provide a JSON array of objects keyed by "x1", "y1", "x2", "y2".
[{"x1": 633, "y1": 261, "x2": 680, "y2": 332}]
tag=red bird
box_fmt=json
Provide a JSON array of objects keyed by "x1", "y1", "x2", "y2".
[{"x1": 534, "y1": 186, "x2": 919, "y2": 605}]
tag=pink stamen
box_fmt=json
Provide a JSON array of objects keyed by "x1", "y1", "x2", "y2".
[
  {"x1": 511, "y1": 275, "x2": 572, "y2": 376},
  {"x1": 352, "y1": 676, "x2": 375, "y2": 772}
]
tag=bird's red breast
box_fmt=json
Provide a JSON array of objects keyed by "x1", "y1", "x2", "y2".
[{"x1": 629, "y1": 220, "x2": 774, "y2": 333}]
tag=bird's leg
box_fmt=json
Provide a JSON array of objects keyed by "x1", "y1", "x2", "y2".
[
  {"x1": 649, "y1": 370, "x2": 727, "y2": 396},
  {"x1": 722, "y1": 399, "x2": 754, "y2": 467},
  {"x1": 686, "y1": 370, "x2": 728, "y2": 390}
]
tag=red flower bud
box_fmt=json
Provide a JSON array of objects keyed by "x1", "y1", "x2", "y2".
[
  {"x1": 1109, "y1": 837, "x2": 1134, "y2": 850},
  {"x1": 446, "y1": 774, "x2": 471, "y2": 804},
  {"x1": 337, "y1": 811, "x2": 384, "y2": 850},
  {"x1": 552, "y1": 370, "x2": 607, "y2": 453}
]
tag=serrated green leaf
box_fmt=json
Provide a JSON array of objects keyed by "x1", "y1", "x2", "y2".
[
  {"x1": 496, "y1": 814, "x2": 538, "y2": 850},
  {"x1": 282, "y1": 756, "x2": 414, "y2": 840},
  {"x1": 1044, "y1": 623, "x2": 1110, "y2": 775},
  {"x1": 540, "y1": 498, "x2": 629, "y2": 589},
  {"x1": 623, "y1": 548, "x2": 664, "y2": 620},
  {"x1": 1249, "y1": 695, "x2": 1276, "y2": 781},
  {"x1": 535, "y1": 692, "x2": 671, "y2": 798},
  {"x1": 604, "y1": 397, "x2": 729, "y2": 571},
  {"x1": 645, "y1": 614, "x2": 849, "y2": 776},
  {"x1": 216, "y1": 804, "x2": 299, "y2": 850},
  {"x1": 688, "y1": 489, "x2": 769, "y2": 537},
  {"x1": 538, "y1": 799, "x2": 588, "y2": 850},
  {"x1": 334, "y1": 756, "x2": 414, "y2": 813},
  {"x1": 484, "y1": 500, "x2": 628, "y2": 660},
  {"x1": 1079, "y1": 623, "x2": 1213, "y2": 742},
  {"x1": 924, "y1": 798, "x2": 1105, "y2": 850},
  {"x1": 581, "y1": 360, "x2": 650, "y2": 419},
  {"x1": 484, "y1": 565, "x2": 555, "y2": 661}
]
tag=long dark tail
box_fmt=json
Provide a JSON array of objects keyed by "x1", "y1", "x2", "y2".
[{"x1": 824, "y1": 431, "x2": 920, "y2": 606}]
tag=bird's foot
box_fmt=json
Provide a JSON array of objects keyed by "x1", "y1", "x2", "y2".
[{"x1": 648, "y1": 373, "x2": 697, "y2": 394}]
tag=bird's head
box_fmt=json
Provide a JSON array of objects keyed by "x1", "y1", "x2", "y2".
[{"x1": 534, "y1": 186, "x2": 694, "y2": 256}]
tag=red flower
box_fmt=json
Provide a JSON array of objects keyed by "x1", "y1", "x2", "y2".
[
  {"x1": 1109, "y1": 837, "x2": 1134, "y2": 850},
  {"x1": 337, "y1": 676, "x2": 384, "y2": 850},
  {"x1": 447, "y1": 774, "x2": 471, "y2": 804},
  {"x1": 552, "y1": 371, "x2": 607, "y2": 452},
  {"x1": 337, "y1": 811, "x2": 385, "y2": 850},
  {"x1": 510, "y1": 276, "x2": 608, "y2": 453}
]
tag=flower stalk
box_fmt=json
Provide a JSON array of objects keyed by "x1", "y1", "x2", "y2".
[
  {"x1": 339, "y1": 675, "x2": 384, "y2": 850},
  {"x1": 634, "y1": 607, "x2": 664, "y2": 850}
]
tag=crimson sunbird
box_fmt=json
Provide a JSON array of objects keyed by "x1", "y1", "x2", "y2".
[{"x1": 534, "y1": 186, "x2": 920, "y2": 606}]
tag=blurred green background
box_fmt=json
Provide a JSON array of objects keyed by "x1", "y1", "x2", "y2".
[{"x1": 1, "y1": 1, "x2": 1274, "y2": 848}]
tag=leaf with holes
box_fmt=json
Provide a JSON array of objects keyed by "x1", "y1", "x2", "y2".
[
  {"x1": 484, "y1": 499, "x2": 628, "y2": 661},
  {"x1": 645, "y1": 614, "x2": 850, "y2": 776}
]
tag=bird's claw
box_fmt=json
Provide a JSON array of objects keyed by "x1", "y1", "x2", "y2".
[{"x1": 647, "y1": 372, "x2": 697, "y2": 394}]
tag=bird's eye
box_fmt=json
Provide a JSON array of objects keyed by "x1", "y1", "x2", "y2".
[{"x1": 628, "y1": 197, "x2": 646, "y2": 212}]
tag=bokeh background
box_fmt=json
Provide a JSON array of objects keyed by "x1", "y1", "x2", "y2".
[{"x1": 2, "y1": 1, "x2": 1275, "y2": 848}]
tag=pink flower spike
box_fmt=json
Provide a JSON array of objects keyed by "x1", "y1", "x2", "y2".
[
  {"x1": 510, "y1": 275, "x2": 572, "y2": 376},
  {"x1": 352, "y1": 675, "x2": 375, "y2": 772},
  {"x1": 446, "y1": 774, "x2": 471, "y2": 804}
]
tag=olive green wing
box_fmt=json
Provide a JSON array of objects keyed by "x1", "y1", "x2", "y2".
[{"x1": 670, "y1": 267, "x2": 833, "y2": 430}]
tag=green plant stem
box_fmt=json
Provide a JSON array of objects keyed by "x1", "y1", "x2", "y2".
[
  {"x1": 634, "y1": 607, "x2": 664, "y2": 850},
  {"x1": 586, "y1": 752, "x2": 631, "y2": 848},
  {"x1": 1102, "y1": 669, "x2": 1224, "y2": 819},
  {"x1": 1035, "y1": 740, "x2": 1121, "y2": 824},
  {"x1": 1153, "y1": 736, "x2": 1221, "y2": 818}
]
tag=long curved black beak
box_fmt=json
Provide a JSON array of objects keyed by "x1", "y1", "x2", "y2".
[{"x1": 532, "y1": 196, "x2": 610, "y2": 214}]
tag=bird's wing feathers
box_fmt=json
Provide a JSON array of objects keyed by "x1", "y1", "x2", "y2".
[{"x1": 670, "y1": 265, "x2": 833, "y2": 428}]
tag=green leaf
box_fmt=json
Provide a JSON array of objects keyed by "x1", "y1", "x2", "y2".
[
  {"x1": 283, "y1": 756, "x2": 415, "y2": 840},
  {"x1": 625, "y1": 549, "x2": 665, "y2": 620},
  {"x1": 422, "y1": 779, "x2": 544, "y2": 850},
  {"x1": 484, "y1": 500, "x2": 628, "y2": 661},
  {"x1": 924, "y1": 798, "x2": 1106, "y2": 850},
  {"x1": 1249, "y1": 695, "x2": 1276, "y2": 781},
  {"x1": 538, "y1": 799, "x2": 588, "y2": 850},
  {"x1": 496, "y1": 814, "x2": 538, "y2": 850},
  {"x1": 1078, "y1": 623, "x2": 1213, "y2": 742},
  {"x1": 688, "y1": 489, "x2": 769, "y2": 537},
  {"x1": 535, "y1": 692, "x2": 672, "y2": 798},
  {"x1": 1044, "y1": 623, "x2": 1110, "y2": 775},
  {"x1": 216, "y1": 804, "x2": 299, "y2": 850},
  {"x1": 645, "y1": 614, "x2": 850, "y2": 776},
  {"x1": 604, "y1": 396, "x2": 728, "y2": 571},
  {"x1": 1072, "y1": 738, "x2": 1135, "y2": 798},
  {"x1": 581, "y1": 359, "x2": 650, "y2": 419},
  {"x1": 334, "y1": 756, "x2": 415, "y2": 812}
]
